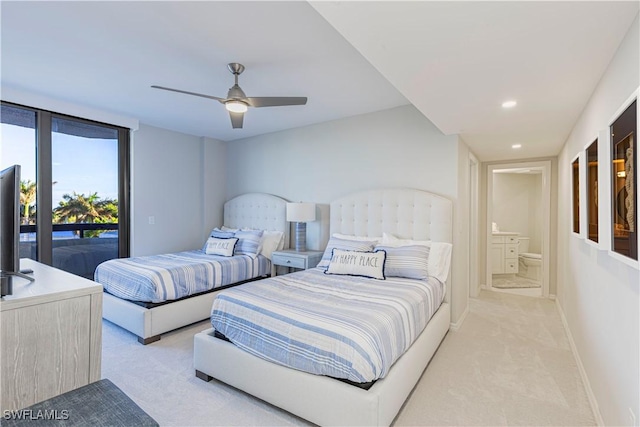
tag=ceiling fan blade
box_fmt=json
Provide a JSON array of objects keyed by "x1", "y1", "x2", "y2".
[
  {"x1": 229, "y1": 111, "x2": 244, "y2": 129},
  {"x1": 151, "y1": 85, "x2": 225, "y2": 103},
  {"x1": 246, "y1": 97, "x2": 308, "y2": 108}
]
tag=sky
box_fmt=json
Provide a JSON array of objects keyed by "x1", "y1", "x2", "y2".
[{"x1": 1, "y1": 123, "x2": 118, "y2": 207}]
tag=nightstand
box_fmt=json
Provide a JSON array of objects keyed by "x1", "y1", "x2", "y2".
[{"x1": 272, "y1": 249, "x2": 323, "y2": 274}]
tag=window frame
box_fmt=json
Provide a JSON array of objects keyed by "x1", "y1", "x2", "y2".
[{"x1": 1, "y1": 100, "x2": 130, "y2": 263}]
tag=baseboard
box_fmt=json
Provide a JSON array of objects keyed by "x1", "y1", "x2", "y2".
[
  {"x1": 555, "y1": 298, "x2": 604, "y2": 426},
  {"x1": 449, "y1": 304, "x2": 469, "y2": 331},
  {"x1": 548, "y1": 293, "x2": 556, "y2": 300}
]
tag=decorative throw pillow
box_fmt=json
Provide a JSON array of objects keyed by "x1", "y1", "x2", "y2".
[
  {"x1": 317, "y1": 237, "x2": 378, "y2": 269},
  {"x1": 324, "y1": 249, "x2": 386, "y2": 280},
  {"x1": 234, "y1": 229, "x2": 264, "y2": 258},
  {"x1": 375, "y1": 245, "x2": 430, "y2": 280},
  {"x1": 204, "y1": 237, "x2": 239, "y2": 257},
  {"x1": 202, "y1": 228, "x2": 236, "y2": 251}
]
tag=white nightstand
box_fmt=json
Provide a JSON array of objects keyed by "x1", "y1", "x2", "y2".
[{"x1": 272, "y1": 249, "x2": 323, "y2": 274}]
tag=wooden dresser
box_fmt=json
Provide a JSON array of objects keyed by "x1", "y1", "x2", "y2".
[{"x1": 1, "y1": 259, "x2": 102, "y2": 411}]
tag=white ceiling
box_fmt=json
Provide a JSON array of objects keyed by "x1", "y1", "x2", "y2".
[{"x1": 2, "y1": 1, "x2": 638, "y2": 162}]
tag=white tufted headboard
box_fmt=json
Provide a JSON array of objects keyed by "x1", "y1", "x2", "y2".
[
  {"x1": 224, "y1": 193, "x2": 290, "y2": 249},
  {"x1": 330, "y1": 188, "x2": 452, "y2": 244},
  {"x1": 330, "y1": 188, "x2": 453, "y2": 302}
]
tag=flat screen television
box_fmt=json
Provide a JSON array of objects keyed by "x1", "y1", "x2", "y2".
[{"x1": 1, "y1": 164, "x2": 34, "y2": 297}]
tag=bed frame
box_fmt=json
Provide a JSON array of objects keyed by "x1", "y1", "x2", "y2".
[
  {"x1": 193, "y1": 188, "x2": 453, "y2": 426},
  {"x1": 102, "y1": 193, "x2": 290, "y2": 345}
]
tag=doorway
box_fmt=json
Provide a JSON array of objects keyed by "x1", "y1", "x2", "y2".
[{"x1": 486, "y1": 161, "x2": 551, "y2": 298}]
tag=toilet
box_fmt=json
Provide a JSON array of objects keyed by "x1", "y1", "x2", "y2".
[{"x1": 518, "y1": 237, "x2": 542, "y2": 282}]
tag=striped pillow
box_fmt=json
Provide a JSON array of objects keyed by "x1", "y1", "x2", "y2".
[
  {"x1": 234, "y1": 229, "x2": 264, "y2": 258},
  {"x1": 317, "y1": 237, "x2": 378, "y2": 269},
  {"x1": 375, "y1": 245, "x2": 430, "y2": 280}
]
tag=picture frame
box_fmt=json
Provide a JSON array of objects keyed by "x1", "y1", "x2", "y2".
[
  {"x1": 571, "y1": 153, "x2": 581, "y2": 237},
  {"x1": 609, "y1": 97, "x2": 637, "y2": 262},
  {"x1": 586, "y1": 138, "x2": 599, "y2": 244}
]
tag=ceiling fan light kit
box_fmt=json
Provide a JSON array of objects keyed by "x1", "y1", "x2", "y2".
[
  {"x1": 225, "y1": 101, "x2": 248, "y2": 113},
  {"x1": 151, "y1": 63, "x2": 307, "y2": 129}
]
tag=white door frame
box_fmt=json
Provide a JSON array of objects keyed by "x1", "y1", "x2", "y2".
[
  {"x1": 469, "y1": 153, "x2": 480, "y2": 297},
  {"x1": 486, "y1": 160, "x2": 551, "y2": 297}
]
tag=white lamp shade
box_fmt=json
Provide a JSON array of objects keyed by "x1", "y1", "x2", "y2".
[{"x1": 286, "y1": 202, "x2": 316, "y2": 222}]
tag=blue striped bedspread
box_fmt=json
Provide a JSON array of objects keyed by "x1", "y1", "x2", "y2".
[
  {"x1": 95, "y1": 251, "x2": 271, "y2": 303},
  {"x1": 210, "y1": 268, "x2": 445, "y2": 383}
]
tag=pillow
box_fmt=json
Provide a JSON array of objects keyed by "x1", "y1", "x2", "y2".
[
  {"x1": 331, "y1": 233, "x2": 381, "y2": 244},
  {"x1": 202, "y1": 228, "x2": 236, "y2": 251},
  {"x1": 221, "y1": 225, "x2": 239, "y2": 232},
  {"x1": 234, "y1": 229, "x2": 264, "y2": 258},
  {"x1": 375, "y1": 245, "x2": 430, "y2": 280},
  {"x1": 381, "y1": 233, "x2": 453, "y2": 283},
  {"x1": 211, "y1": 228, "x2": 235, "y2": 238},
  {"x1": 260, "y1": 230, "x2": 285, "y2": 260},
  {"x1": 381, "y1": 232, "x2": 428, "y2": 247},
  {"x1": 324, "y1": 249, "x2": 386, "y2": 280},
  {"x1": 204, "y1": 237, "x2": 238, "y2": 257},
  {"x1": 317, "y1": 237, "x2": 378, "y2": 269}
]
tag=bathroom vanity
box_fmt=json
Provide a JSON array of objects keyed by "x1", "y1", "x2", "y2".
[{"x1": 491, "y1": 232, "x2": 519, "y2": 274}]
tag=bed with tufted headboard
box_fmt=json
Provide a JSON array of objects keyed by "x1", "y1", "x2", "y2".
[
  {"x1": 100, "y1": 193, "x2": 290, "y2": 345},
  {"x1": 193, "y1": 188, "x2": 453, "y2": 426}
]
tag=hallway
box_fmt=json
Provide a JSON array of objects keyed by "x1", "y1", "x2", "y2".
[{"x1": 395, "y1": 290, "x2": 595, "y2": 426}]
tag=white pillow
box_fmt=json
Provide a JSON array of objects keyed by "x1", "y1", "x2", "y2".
[
  {"x1": 332, "y1": 233, "x2": 382, "y2": 244},
  {"x1": 381, "y1": 233, "x2": 452, "y2": 283},
  {"x1": 221, "y1": 225, "x2": 239, "y2": 232},
  {"x1": 204, "y1": 237, "x2": 238, "y2": 257},
  {"x1": 324, "y1": 249, "x2": 386, "y2": 280},
  {"x1": 260, "y1": 230, "x2": 285, "y2": 260}
]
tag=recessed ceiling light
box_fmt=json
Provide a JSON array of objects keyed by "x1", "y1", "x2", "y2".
[
  {"x1": 502, "y1": 100, "x2": 517, "y2": 108},
  {"x1": 512, "y1": 144, "x2": 522, "y2": 149}
]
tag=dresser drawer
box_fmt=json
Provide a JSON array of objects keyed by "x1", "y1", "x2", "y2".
[
  {"x1": 505, "y1": 244, "x2": 518, "y2": 259},
  {"x1": 505, "y1": 260, "x2": 518, "y2": 273},
  {"x1": 506, "y1": 236, "x2": 519, "y2": 244},
  {"x1": 272, "y1": 254, "x2": 306, "y2": 269}
]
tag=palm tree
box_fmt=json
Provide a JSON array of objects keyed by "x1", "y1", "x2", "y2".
[
  {"x1": 20, "y1": 180, "x2": 37, "y2": 225},
  {"x1": 53, "y1": 192, "x2": 118, "y2": 225}
]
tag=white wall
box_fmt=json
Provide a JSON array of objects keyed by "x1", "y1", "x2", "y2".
[
  {"x1": 225, "y1": 105, "x2": 469, "y2": 322},
  {"x1": 557, "y1": 14, "x2": 639, "y2": 426},
  {"x1": 493, "y1": 173, "x2": 542, "y2": 252},
  {"x1": 131, "y1": 124, "x2": 226, "y2": 256}
]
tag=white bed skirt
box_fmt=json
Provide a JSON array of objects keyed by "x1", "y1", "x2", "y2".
[{"x1": 194, "y1": 301, "x2": 450, "y2": 426}]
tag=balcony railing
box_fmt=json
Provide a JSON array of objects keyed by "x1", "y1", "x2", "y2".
[
  {"x1": 19, "y1": 223, "x2": 119, "y2": 279},
  {"x1": 20, "y1": 223, "x2": 118, "y2": 239}
]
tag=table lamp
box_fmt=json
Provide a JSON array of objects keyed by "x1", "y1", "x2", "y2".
[{"x1": 286, "y1": 202, "x2": 316, "y2": 252}]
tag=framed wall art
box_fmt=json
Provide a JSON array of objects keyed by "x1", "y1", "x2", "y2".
[{"x1": 610, "y1": 98, "x2": 637, "y2": 261}]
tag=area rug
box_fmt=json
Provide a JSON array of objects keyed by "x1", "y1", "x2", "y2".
[{"x1": 492, "y1": 276, "x2": 541, "y2": 288}]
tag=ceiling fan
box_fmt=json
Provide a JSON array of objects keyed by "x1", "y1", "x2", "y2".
[{"x1": 151, "y1": 63, "x2": 308, "y2": 129}]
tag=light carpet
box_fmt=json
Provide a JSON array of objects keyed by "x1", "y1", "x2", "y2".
[{"x1": 102, "y1": 290, "x2": 595, "y2": 426}]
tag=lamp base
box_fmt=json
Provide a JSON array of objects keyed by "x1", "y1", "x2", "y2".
[{"x1": 294, "y1": 222, "x2": 307, "y2": 252}]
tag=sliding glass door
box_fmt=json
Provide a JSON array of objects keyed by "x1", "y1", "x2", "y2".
[
  {"x1": 0, "y1": 104, "x2": 38, "y2": 262},
  {"x1": 1, "y1": 102, "x2": 130, "y2": 279}
]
